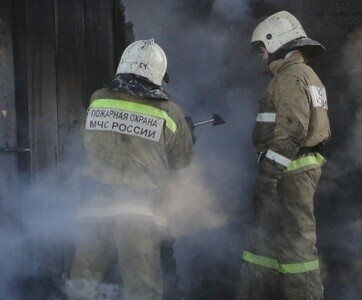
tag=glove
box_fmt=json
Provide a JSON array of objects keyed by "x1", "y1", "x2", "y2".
[
  {"x1": 185, "y1": 116, "x2": 197, "y2": 144},
  {"x1": 255, "y1": 158, "x2": 284, "y2": 195},
  {"x1": 185, "y1": 116, "x2": 194, "y2": 133}
]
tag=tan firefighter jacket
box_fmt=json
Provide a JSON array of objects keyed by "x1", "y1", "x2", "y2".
[
  {"x1": 82, "y1": 88, "x2": 193, "y2": 190},
  {"x1": 253, "y1": 51, "x2": 331, "y2": 174}
]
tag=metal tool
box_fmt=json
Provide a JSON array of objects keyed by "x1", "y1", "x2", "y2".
[{"x1": 194, "y1": 114, "x2": 225, "y2": 127}]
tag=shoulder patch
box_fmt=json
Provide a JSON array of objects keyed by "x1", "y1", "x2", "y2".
[{"x1": 308, "y1": 86, "x2": 328, "y2": 109}]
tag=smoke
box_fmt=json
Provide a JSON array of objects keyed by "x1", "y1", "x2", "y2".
[
  {"x1": 342, "y1": 28, "x2": 362, "y2": 165},
  {"x1": 212, "y1": 0, "x2": 251, "y2": 22},
  {"x1": 0, "y1": 224, "x2": 23, "y2": 299},
  {"x1": 319, "y1": 28, "x2": 362, "y2": 194},
  {"x1": 3, "y1": 1, "x2": 360, "y2": 299},
  {"x1": 122, "y1": 1, "x2": 362, "y2": 298},
  {"x1": 122, "y1": 0, "x2": 263, "y2": 296},
  {"x1": 164, "y1": 164, "x2": 227, "y2": 238},
  {"x1": 314, "y1": 26, "x2": 362, "y2": 299},
  {"x1": 65, "y1": 276, "x2": 122, "y2": 299},
  {"x1": 0, "y1": 161, "x2": 83, "y2": 299}
]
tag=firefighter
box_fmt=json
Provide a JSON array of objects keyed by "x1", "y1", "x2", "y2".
[
  {"x1": 67, "y1": 39, "x2": 193, "y2": 299},
  {"x1": 236, "y1": 11, "x2": 331, "y2": 299}
]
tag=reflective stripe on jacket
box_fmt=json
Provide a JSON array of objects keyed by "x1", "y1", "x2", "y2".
[
  {"x1": 286, "y1": 152, "x2": 325, "y2": 173},
  {"x1": 89, "y1": 98, "x2": 177, "y2": 133}
]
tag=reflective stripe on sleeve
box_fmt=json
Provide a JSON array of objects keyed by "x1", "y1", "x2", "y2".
[
  {"x1": 280, "y1": 260, "x2": 320, "y2": 274},
  {"x1": 79, "y1": 204, "x2": 168, "y2": 228},
  {"x1": 243, "y1": 251, "x2": 279, "y2": 270},
  {"x1": 90, "y1": 99, "x2": 177, "y2": 132},
  {"x1": 286, "y1": 153, "x2": 326, "y2": 172},
  {"x1": 265, "y1": 149, "x2": 291, "y2": 167},
  {"x1": 256, "y1": 113, "x2": 276, "y2": 122},
  {"x1": 242, "y1": 251, "x2": 319, "y2": 274}
]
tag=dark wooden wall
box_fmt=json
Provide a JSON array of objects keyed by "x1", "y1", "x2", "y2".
[
  {"x1": 1, "y1": 0, "x2": 135, "y2": 186},
  {"x1": 1, "y1": 1, "x2": 134, "y2": 298},
  {"x1": 23, "y1": 0, "x2": 131, "y2": 183},
  {"x1": 2, "y1": 0, "x2": 360, "y2": 298},
  {"x1": 0, "y1": 0, "x2": 18, "y2": 224}
]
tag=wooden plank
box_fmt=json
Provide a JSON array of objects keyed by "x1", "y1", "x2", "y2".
[
  {"x1": 23, "y1": 3, "x2": 67, "y2": 296},
  {"x1": 113, "y1": 0, "x2": 135, "y2": 65},
  {"x1": 55, "y1": 0, "x2": 86, "y2": 166},
  {"x1": 54, "y1": 0, "x2": 88, "y2": 278},
  {"x1": 0, "y1": 0, "x2": 18, "y2": 209},
  {"x1": 12, "y1": 0, "x2": 30, "y2": 179},
  {"x1": 26, "y1": 0, "x2": 59, "y2": 183},
  {"x1": 84, "y1": 0, "x2": 115, "y2": 101}
]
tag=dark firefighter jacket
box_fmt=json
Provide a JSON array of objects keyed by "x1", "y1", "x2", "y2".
[
  {"x1": 82, "y1": 81, "x2": 193, "y2": 190},
  {"x1": 253, "y1": 51, "x2": 331, "y2": 174}
]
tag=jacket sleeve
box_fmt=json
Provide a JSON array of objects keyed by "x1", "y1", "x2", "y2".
[
  {"x1": 261, "y1": 74, "x2": 310, "y2": 174},
  {"x1": 165, "y1": 106, "x2": 194, "y2": 170}
]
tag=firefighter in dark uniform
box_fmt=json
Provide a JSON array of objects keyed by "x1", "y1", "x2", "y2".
[
  {"x1": 68, "y1": 39, "x2": 193, "y2": 300},
  {"x1": 236, "y1": 11, "x2": 331, "y2": 300}
]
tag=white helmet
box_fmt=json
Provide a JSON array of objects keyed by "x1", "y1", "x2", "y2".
[
  {"x1": 116, "y1": 39, "x2": 167, "y2": 86},
  {"x1": 251, "y1": 11, "x2": 307, "y2": 54}
]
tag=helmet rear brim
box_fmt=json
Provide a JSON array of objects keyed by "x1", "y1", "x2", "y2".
[{"x1": 280, "y1": 37, "x2": 326, "y2": 58}]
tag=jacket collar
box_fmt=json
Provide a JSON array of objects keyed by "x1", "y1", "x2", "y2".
[
  {"x1": 269, "y1": 50, "x2": 305, "y2": 75},
  {"x1": 106, "y1": 74, "x2": 171, "y2": 101}
]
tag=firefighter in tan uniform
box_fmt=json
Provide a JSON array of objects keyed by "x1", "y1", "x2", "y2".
[
  {"x1": 67, "y1": 39, "x2": 193, "y2": 300},
  {"x1": 236, "y1": 12, "x2": 331, "y2": 299}
]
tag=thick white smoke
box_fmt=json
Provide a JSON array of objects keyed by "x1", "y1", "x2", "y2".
[
  {"x1": 122, "y1": 2, "x2": 362, "y2": 298},
  {"x1": 122, "y1": 0, "x2": 264, "y2": 296},
  {"x1": 311, "y1": 26, "x2": 362, "y2": 299},
  {"x1": 5, "y1": 1, "x2": 360, "y2": 299}
]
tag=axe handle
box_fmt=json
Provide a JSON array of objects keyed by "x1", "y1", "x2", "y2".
[{"x1": 194, "y1": 119, "x2": 214, "y2": 126}]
